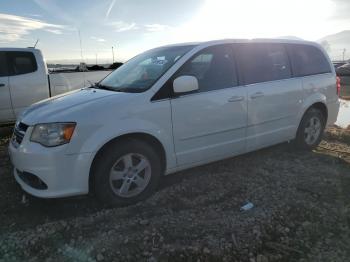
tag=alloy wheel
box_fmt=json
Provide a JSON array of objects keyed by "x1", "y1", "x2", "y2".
[
  {"x1": 109, "y1": 153, "x2": 152, "y2": 198},
  {"x1": 304, "y1": 116, "x2": 322, "y2": 145}
]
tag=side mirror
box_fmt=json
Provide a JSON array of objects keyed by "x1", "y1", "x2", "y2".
[{"x1": 173, "y1": 75, "x2": 199, "y2": 93}]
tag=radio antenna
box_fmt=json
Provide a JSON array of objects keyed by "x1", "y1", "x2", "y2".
[{"x1": 33, "y1": 39, "x2": 39, "y2": 48}]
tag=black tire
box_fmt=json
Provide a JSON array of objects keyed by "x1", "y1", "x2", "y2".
[
  {"x1": 294, "y1": 108, "x2": 326, "y2": 150},
  {"x1": 91, "y1": 139, "x2": 162, "y2": 206}
]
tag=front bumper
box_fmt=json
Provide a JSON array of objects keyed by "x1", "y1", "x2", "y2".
[{"x1": 8, "y1": 128, "x2": 94, "y2": 198}]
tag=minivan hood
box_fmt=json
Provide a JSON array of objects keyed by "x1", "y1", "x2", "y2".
[{"x1": 20, "y1": 88, "x2": 125, "y2": 125}]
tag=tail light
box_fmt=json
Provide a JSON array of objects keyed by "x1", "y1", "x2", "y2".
[{"x1": 336, "y1": 76, "x2": 341, "y2": 96}]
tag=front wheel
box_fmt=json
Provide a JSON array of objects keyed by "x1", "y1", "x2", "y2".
[
  {"x1": 294, "y1": 108, "x2": 326, "y2": 150},
  {"x1": 92, "y1": 139, "x2": 162, "y2": 206}
]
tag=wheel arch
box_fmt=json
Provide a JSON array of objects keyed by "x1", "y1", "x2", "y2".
[
  {"x1": 89, "y1": 132, "x2": 167, "y2": 192},
  {"x1": 309, "y1": 102, "x2": 328, "y2": 121},
  {"x1": 295, "y1": 100, "x2": 328, "y2": 138},
  {"x1": 300, "y1": 101, "x2": 328, "y2": 124},
  {"x1": 298, "y1": 93, "x2": 328, "y2": 126}
]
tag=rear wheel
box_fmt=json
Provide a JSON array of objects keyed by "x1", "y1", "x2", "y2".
[
  {"x1": 92, "y1": 139, "x2": 162, "y2": 206},
  {"x1": 295, "y1": 108, "x2": 326, "y2": 150}
]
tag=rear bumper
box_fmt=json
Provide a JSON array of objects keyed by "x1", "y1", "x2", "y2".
[
  {"x1": 8, "y1": 135, "x2": 94, "y2": 198},
  {"x1": 326, "y1": 99, "x2": 340, "y2": 126}
]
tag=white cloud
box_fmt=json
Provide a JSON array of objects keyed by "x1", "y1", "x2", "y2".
[
  {"x1": 0, "y1": 13, "x2": 65, "y2": 42},
  {"x1": 27, "y1": 14, "x2": 42, "y2": 18},
  {"x1": 108, "y1": 21, "x2": 170, "y2": 34},
  {"x1": 105, "y1": 0, "x2": 117, "y2": 21},
  {"x1": 45, "y1": 28, "x2": 63, "y2": 35},
  {"x1": 109, "y1": 21, "x2": 138, "y2": 32},
  {"x1": 33, "y1": 0, "x2": 74, "y2": 24},
  {"x1": 144, "y1": 24, "x2": 169, "y2": 32},
  {"x1": 90, "y1": 36, "x2": 106, "y2": 42}
]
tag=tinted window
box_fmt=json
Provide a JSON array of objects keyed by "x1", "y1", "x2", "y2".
[
  {"x1": 287, "y1": 44, "x2": 331, "y2": 76},
  {"x1": 7, "y1": 51, "x2": 37, "y2": 75},
  {"x1": 0, "y1": 52, "x2": 8, "y2": 77},
  {"x1": 176, "y1": 45, "x2": 237, "y2": 92},
  {"x1": 236, "y1": 43, "x2": 292, "y2": 85}
]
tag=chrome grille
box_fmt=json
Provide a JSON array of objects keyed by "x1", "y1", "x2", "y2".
[{"x1": 12, "y1": 122, "x2": 28, "y2": 145}]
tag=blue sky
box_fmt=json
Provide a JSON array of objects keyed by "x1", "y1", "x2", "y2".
[{"x1": 0, "y1": 0, "x2": 349, "y2": 63}]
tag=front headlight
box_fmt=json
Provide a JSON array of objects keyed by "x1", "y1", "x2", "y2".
[{"x1": 30, "y1": 122, "x2": 76, "y2": 147}]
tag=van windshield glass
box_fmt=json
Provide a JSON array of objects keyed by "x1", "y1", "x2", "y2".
[{"x1": 99, "y1": 45, "x2": 196, "y2": 92}]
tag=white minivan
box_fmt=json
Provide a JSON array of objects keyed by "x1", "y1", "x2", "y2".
[{"x1": 9, "y1": 39, "x2": 340, "y2": 205}]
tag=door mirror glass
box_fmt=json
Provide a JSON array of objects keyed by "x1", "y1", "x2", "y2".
[{"x1": 173, "y1": 75, "x2": 199, "y2": 93}]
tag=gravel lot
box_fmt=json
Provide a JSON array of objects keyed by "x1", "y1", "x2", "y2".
[{"x1": 0, "y1": 127, "x2": 349, "y2": 262}]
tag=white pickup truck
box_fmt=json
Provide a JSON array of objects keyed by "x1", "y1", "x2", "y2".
[{"x1": 0, "y1": 48, "x2": 111, "y2": 126}]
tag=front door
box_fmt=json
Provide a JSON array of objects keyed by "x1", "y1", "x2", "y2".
[
  {"x1": 0, "y1": 52, "x2": 15, "y2": 123},
  {"x1": 171, "y1": 44, "x2": 247, "y2": 166}
]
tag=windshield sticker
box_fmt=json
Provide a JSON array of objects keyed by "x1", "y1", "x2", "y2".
[{"x1": 151, "y1": 58, "x2": 168, "y2": 65}]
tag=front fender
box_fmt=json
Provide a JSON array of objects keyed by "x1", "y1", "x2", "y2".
[{"x1": 68, "y1": 118, "x2": 176, "y2": 172}]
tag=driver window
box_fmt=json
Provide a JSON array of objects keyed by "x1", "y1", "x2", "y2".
[{"x1": 176, "y1": 45, "x2": 238, "y2": 93}]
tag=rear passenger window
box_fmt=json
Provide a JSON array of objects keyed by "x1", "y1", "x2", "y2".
[
  {"x1": 236, "y1": 43, "x2": 292, "y2": 85},
  {"x1": 0, "y1": 52, "x2": 8, "y2": 77},
  {"x1": 7, "y1": 51, "x2": 38, "y2": 76},
  {"x1": 286, "y1": 44, "x2": 331, "y2": 77},
  {"x1": 176, "y1": 45, "x2": 238, "y2": 92}
]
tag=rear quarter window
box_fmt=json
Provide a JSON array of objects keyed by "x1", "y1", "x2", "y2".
[
  {"x1": 286, "y1": 44, "x2": 331, "y2": 77},
  {"x1": 7, "y1": 51, "x2": 38, "y2": 76}
]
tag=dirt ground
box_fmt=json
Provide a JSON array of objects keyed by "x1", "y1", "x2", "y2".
[{"x1": 0, "y1": 127, "x2": 349, "y2": 262}]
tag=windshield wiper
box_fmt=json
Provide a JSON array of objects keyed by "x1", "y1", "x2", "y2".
[
  {"x1": 111, "y1": 87, "x2": 143, "y2": 93},
  {"x1": 90, "y1": 82, "x2": 116, "y2": 91},
  {"x1": 96, "y1": 84, "x2": 114, "y2": 91},
  {"x1": 88, "y1": 81, "x2": 142, "y2": 93}
]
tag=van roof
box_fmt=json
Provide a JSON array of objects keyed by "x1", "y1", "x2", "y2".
[{"x1": 162, "y1": 38, "x2": 321, "y2": 48}]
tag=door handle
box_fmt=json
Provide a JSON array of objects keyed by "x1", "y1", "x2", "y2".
[
  {"x1": 0, "y1": 83, "x2": 5, "y2": 87},
  {"x1": 228, "y1": 96, "x2": 244, "y2": 102},
  {"x1": 250, "y1": 92, "x2": 264, "y2": 99}
]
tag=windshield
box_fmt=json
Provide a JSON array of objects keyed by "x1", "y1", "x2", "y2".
[{"x1": 99, "y1": 45, "x2": 196, "y2": 92}]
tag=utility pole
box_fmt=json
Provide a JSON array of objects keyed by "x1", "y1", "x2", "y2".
[
  {"x1": 95, "y1": 53, "x2": 98, "y2": 65},
  {"x1": 78, "y1": 30, "x2": 84, "y2": 62},
  {"x1": 343, "y1": 48, "x2": 346, "y2": 61},
  {"x1": 112, "y1": 46, "x2": 115, "y2": 64},
  {"x1": 115, "y1": 43, "x2": 117, "y2": 62}
]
